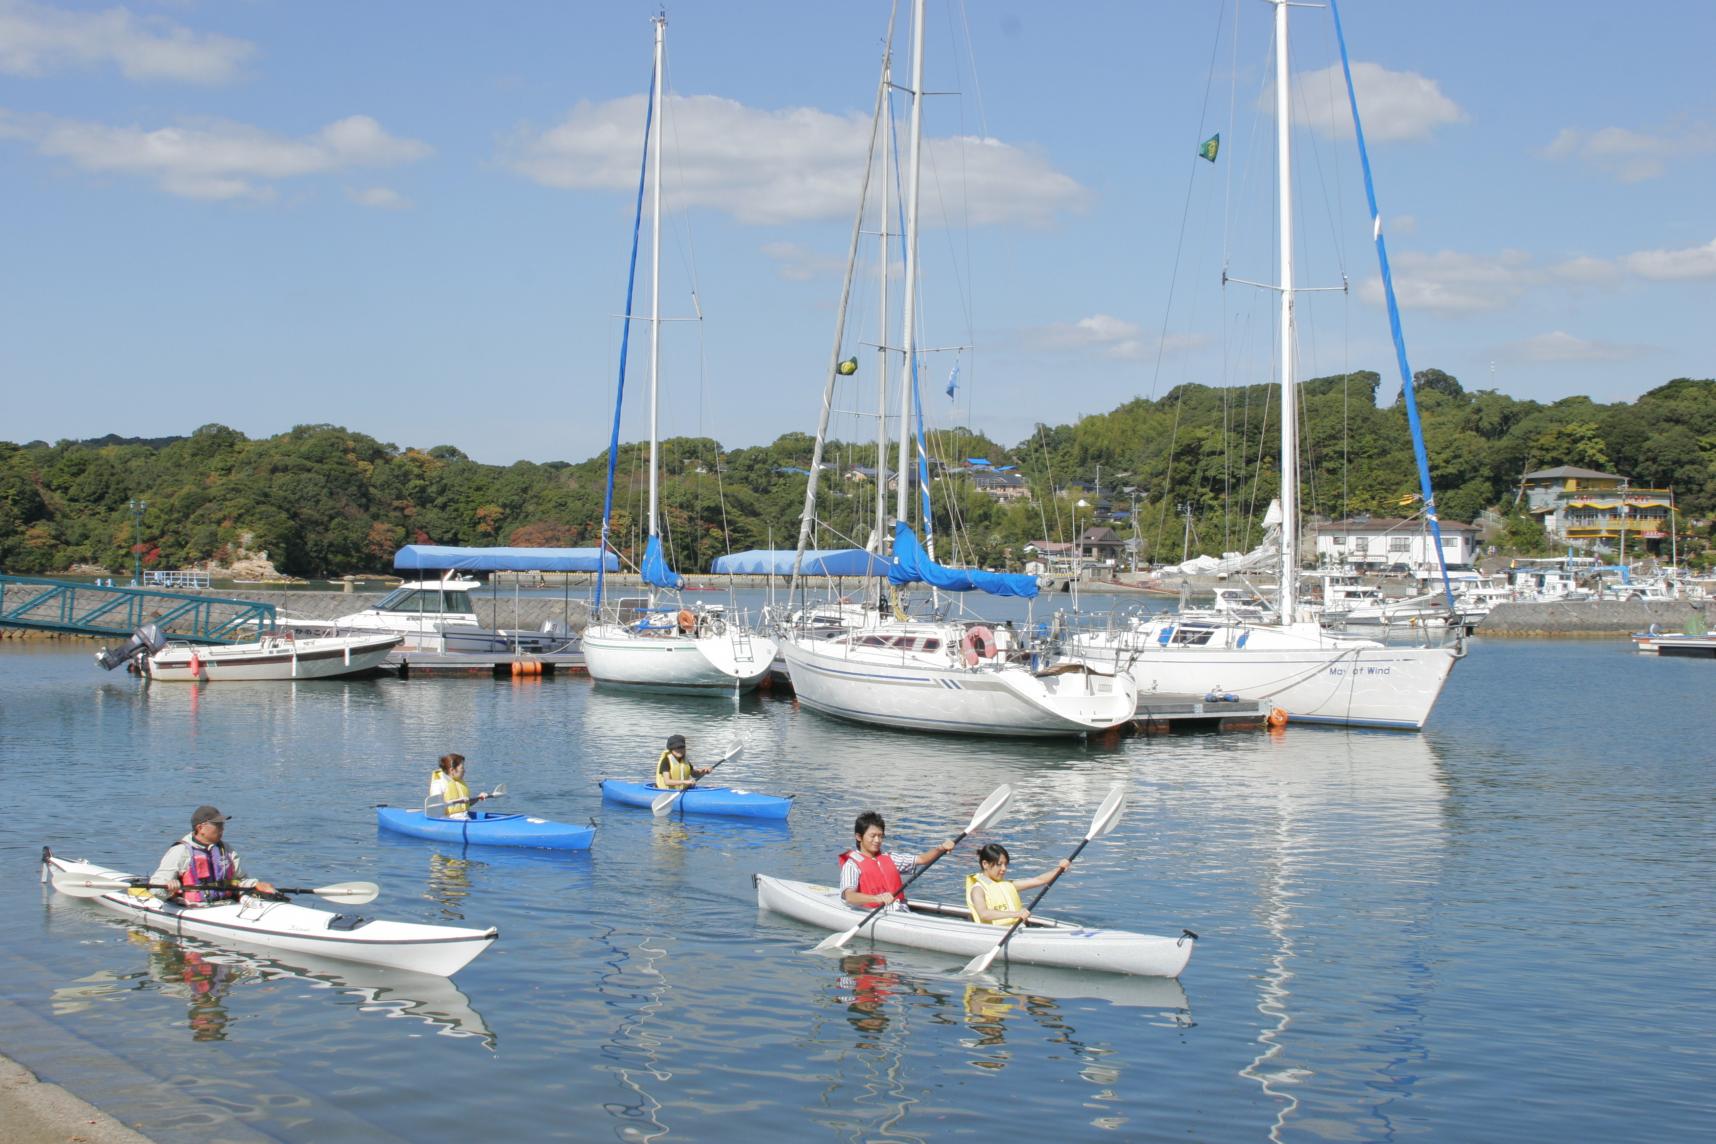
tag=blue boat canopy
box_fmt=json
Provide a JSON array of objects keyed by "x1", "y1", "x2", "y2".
[
  {"x1": 710, "y1": 549, "x2": 891, "y2": 577},
  {"x1": 394, "y1": 545, "x2": 618, "y2": 573}
]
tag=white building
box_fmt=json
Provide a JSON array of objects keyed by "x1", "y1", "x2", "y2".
[{"x1": 1311, "y1": 516, "x2": 1479, "y2": 571}]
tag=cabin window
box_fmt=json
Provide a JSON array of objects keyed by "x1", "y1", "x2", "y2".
[{"x1": 920, "y1": 639, "x2": 941, "y2": 652}]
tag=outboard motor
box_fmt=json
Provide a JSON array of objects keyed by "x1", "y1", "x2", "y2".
[{"x1": 94, "y1": 624, "x2": 167, "y2": 671}]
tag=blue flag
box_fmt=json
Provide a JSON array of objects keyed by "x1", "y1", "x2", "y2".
[{"x1": 945, "y1": 362, "x2": 960, "y2": 400}]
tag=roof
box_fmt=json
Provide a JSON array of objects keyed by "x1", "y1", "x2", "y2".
[
  {"x1": 1523, "y1": 465, "x2": 1623, "y2": 481},
  {"x1": 1313, "y1": 517, "x2": 1478, "y2": 534},
  {"x1": 709, "y1": 549, "x2": 889, "y2": 576},
  {"x1": 394, "y1": 545, "x2": 617, "y2": 573}
]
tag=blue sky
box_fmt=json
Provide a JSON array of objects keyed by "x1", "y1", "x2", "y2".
[{"x1": 2, "y1": 0, "x2": 1711, "y2": 465}]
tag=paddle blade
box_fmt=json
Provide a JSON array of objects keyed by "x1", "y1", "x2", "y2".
[
  {"x1": 807, "y1": 924, "x2": 863, "y2": 954},
  {"x1": 1086, "y1": 781, "x2": 1127, "y2": 840},
  {"x1": 650, "y1": 791, "x2": 682, "y2": 816},
  {"x1": 52, "y1": 875, "x2": 134, "y2": 899},
  {"x1": 965, "y1": 784, "x2": 1014, "y2": 835},
  {"x1": 309, "y1": 880, "x2": 379, "y2": 905},
  {"x1": 960, "y1": 942, "x2": 1004, "y2": 977}
]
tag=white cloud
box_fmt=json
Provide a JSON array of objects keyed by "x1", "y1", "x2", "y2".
[
  {"x1": 1501, "y1": 332, "x2": 1654, "y2": 363},
  {"x1": 1294, "y1": 61, "x2": 1465, "y2": 143},
  {"x1": 1622, "y1": 237, "x2": 1716, "y2": 281},
  {"x1": 1544, "y1": 123, "x2": 1716, "y2": 183},
  {"x1": 348, "y1": 186, "x2": 410, "y2": 210},
  {"x1": 1023, "y1": 314, "x2": 1200, "y2": 362},
  {"x1": 1365, "y1": 249, "x2": 1537, "y2": 314},
  {"x1": 760, "y1": 240, "x2": 846, "y2": 282},
  {"x1": 0, "y1": 0, "x2": 253, "y2": 84},
  {"x1": 1, "y1": 110, "x2": 432, "y2": 200},
  {"x1": 501, "y1": 93, "x2": 1086, "y2": 227}
]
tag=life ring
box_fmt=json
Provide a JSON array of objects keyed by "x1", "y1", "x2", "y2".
[
  {"x1": 677, "y1": 609, "x2": 696, "y2": 634},
  {"x1": 960, "y1": 625, "x2": 997, "y2": 667},
  {"x1": 1267, "y1": 707, "x2": 1288, "y2": 729}
]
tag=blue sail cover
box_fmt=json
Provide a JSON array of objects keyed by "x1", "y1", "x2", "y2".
[
  {"x1": 641, "y1": 535, "x2": 683, "y2": 590},
  {"x1": 887, "y1": 523, "x2": 1037, "y2": 598},
  {"x1": 711, "y1": 549, "x2": 890, "y2": 576},
  {"x1": 394, "y1": 546, "x2": 617, "y2": 573}
]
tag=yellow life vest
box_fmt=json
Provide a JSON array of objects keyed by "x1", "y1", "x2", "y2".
[
  {"x1": 656, "y1": 750, "x2": 692, "y2": 786},
  {"x1": 432, "y1": 770, "x2": 472, "y2": 817},
  {"x1": 965, "y1": 873, "x2": 1023, "y2": 925}
]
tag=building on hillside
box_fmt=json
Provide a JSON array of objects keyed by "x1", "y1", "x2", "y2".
[
  {"x1": 971, "y1": 470, "x2": 1030, "y2": 502},
  {"x1": 1077, "y1": 526, "x2": 1126, "y2": 567},
  {"x1": 1311, "y1": 516, "x2": 1479, "y2": 571},
  {"x1": 1519, "y1": 466, "x2": 1675, "y2": 555}
]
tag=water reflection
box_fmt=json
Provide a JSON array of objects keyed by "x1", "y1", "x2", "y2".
[
  {"x1": 593, "y1": 924, "x2": 674, "y2": 1143},
  {"x1": 426, "y1": 852, "x2": 475, "y2": 920}
]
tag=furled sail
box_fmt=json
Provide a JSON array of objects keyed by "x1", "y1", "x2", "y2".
[{"x1": 887, "y1": 522, "x2": 1037, "y2": 598}]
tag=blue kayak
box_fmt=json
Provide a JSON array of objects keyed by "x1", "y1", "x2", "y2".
[
  {"x1": 376, "y1": 807, "x2": 594, "y2": 851},
  {"x1": 599, "y1": 780, "x2": 792, "y2": 821}
]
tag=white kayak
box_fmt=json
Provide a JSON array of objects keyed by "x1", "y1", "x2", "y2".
[
  {"x1": 755, "y1": 874, "x2": 1196, "y2": 979},
  {"x1": 48, "y1": 856, "x2": 496, "y2": 977}
]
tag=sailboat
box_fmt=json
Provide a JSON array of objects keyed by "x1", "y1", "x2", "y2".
[
  {"x1": 776, "y1": 0, "x2": 1137, "y2": 738},
  {"x1": 581, "y1": 15, "x2": 778, "y2": 695},
  {"x1": 1071, "y1": 0, "x2": 1463, "y2": 730}
]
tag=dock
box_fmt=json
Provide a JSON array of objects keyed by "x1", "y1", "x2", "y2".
[
  {"x1": 1130, "y1": 692, "x2": 1275, "y2": 734},
  {"x1": 387, "y1": 650, "x2": 587, "y2": 678}
]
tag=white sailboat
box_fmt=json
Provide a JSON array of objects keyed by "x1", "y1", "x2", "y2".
[
  {"x1": 581, "y1": 15, "x2": 777, "y2": 695},
  {"x1": 777, "y1": 0, "x2": 1137, "y2": 738},
  {"x1": 1071, "y1": 0, "x2": 1462, "y2": 731}
]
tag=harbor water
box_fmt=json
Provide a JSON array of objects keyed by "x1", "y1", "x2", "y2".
[{"x1": 1, "y1": 634, "x2": 1711, "y2": 1141}]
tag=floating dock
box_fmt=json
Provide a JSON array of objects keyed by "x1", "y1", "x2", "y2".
[{"x1": 387, "y1": 651, "x2": 586, "y2": 678}]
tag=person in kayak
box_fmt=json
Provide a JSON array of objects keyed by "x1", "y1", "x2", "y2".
[
  {"x1": 839, "y1": 811, "x2": 956, "y2": 911},
  {"x1": 965, "y1": 843, "x2": 1069, "y2": 925},
  {"x1": 151, "y1": 805, "x2": 276, "y2": 904},
  {"x1": 655, "y1": 734, "x2": 711, "y2": 790},
  {"x1": 429, "y1": 753, "x2": 490, "y2": 819}
]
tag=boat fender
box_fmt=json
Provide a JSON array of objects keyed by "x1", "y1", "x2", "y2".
[
  {"x1": 1267, "y1": 707, "x2": 1288, "y2": 729},
  {"x1": 677, "y1": 609, "x2": 696, "y2": 634},
  {"x1": 961, "y1": 625, "x2": 997, "y2": 666}
]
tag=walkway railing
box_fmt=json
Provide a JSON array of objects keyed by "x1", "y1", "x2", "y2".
[{"x1": 0, "y1": 575, "x2": 276, "y2": 644}]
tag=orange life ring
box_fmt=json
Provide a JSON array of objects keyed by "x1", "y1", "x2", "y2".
[
  {"x1": 1267, "y1": 707, "x2": 1288, "y2": 729},
  {"x1": 960, "y1": 625, "x2": 997, "y2": 667},
  {"x1": 677, "y1": 609, "x2": 696, "y2": 634}
]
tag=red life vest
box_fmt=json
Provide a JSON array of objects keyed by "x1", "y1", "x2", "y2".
[
  {"x1": 182, "y1": 841, "x2": 235, "y2": 905},
  {"x1": 839, "y1": 850, "x2": 905, "y2": 902}
]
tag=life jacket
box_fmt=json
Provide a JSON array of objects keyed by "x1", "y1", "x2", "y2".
[
  {"x1": 181, "y1": 839, "x2": 235, "y2": 905},
  {"x1": 657, "y1": 750, "x2": 692, "y2": 786},
  {"x1": 839, "y1": 850, "x2": 905, "y2": 902},
  {"x1": 965, "y1": 873, "x2": 1022, "y2": 925},
  {"x1": 432, "y1": 769, "x2": 471, "y2": 817}
]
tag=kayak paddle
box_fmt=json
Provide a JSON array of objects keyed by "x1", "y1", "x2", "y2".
[
  {"x1": 424, "y1": 782, "x2": 507, "y2": 814},
  {"x1": 53, "y1": 874, "x2": 381, "y2": 905},
  {"x1": 651, "y1": 746, "x2": 744, "y2": 816},
  {"x1": 807, "y1": 784, "x2": 1014, "y2": 954},
  {"x1": 958, "y1": 781, "x2": 1126, "y2": 977}
]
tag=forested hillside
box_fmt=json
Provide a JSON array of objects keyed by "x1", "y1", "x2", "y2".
[{"x1": 3, "y1": 371, "x2": 1712, "y2": 578}]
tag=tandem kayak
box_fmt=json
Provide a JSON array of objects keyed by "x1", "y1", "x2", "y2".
[
  {"x1": 47, "y1": 855, "x2": 497, "y2": 977},
  {"x1": 755, "y1": 874, "x2": 1195, "y2": 978},
  {"x1": 376, "y1": 807, "x2": 595, "y2": 851},
  {"x1": 599, "y1": 779, "x2": 792, "y2": 820}
]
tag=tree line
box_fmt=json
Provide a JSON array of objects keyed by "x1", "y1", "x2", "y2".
[{"x1": 2, "y1": 371, "x2": 1712, "y2": 579}]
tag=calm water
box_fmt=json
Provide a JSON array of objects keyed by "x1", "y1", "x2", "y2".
[{"x1": 1, "y1": 634, "x2": 1711, "y2": 1142}]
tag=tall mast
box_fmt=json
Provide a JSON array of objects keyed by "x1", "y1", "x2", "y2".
[
  {"x1": 894, "y1": 0, "x2": 925, "y2": 533},
  {"x1": 647, "y1": 14, "x2": 665, "y2": 545},
  {"x1": 875, "y1": 46, "x2": 893, "y2": 551},
  {"x1": 1273, "y1": 0, "x2": 1299, "y2": 624}
]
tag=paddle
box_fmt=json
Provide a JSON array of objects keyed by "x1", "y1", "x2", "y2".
[
  {"x1": 807, "y1": 784, "x2": 1015, "y2": 954},
  {"x1": 650, "y1": 746, "x2": 744, "y2": 816},
  {"x1": 53, "y1": 874, "x2": 380, "y2": 905},
  {"x1": 958, "y1": 781, "x2": 1126, "y2": 977},
  {"x1": 424, "y1": 783, "x2": 507, "y2": 814}
]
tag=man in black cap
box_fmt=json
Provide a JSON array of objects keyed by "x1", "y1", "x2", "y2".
[
  {"x1": 654, "y1": 734, "x2": 711, "y2": 790},
  {"x1": 150, "y1": 805, "x2": 276, "y2": 905}
]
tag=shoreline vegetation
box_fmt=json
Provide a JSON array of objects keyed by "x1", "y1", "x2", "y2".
[{"x1": 3, "y1": 374, "x2": 1712, "y2": 584}]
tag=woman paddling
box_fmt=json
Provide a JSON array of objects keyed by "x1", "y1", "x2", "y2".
[
  {"x1": 654, "y1": 734, "x2": 711, "y2": 791},
  {"x1": 965, "y1": 843, "x2": 1069, "y2": 926},
  {"x1": 429, "y1": 753, "x2": 489, "y2": 820}
]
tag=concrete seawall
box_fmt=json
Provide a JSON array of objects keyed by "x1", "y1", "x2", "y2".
[{"x1": 1476, "y1": 599, "x2": 1708, "y2": 637}]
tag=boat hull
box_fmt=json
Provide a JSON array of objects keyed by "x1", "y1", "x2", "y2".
[
  {"x1": 600, "y1": 780, "x2": 791, "y2": 820},
  {"x1": 582, "y1": 626, "x2": 777, "y2": 693},
  {"x1": 147, "y1": 633, "x2": 403, "y2": 682},
  {"x1": 755, "y1": 875, "x2": 1194, "y2": 978},
  {"x1": 47, "y1": 857, "x2": 496, "y2": 976},
  {"x1": 376, "y1": 807, "x2": 594, "y2": 850},
  {"x1": 778, "y1": 638, "x2": 1137, "y2": 737}
]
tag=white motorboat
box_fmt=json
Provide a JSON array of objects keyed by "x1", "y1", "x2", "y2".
[
  {"x1": 145, "y1": 631, "x2": 402, "y2": 682},
  {"x1": 283, "y1": 576, "x2": 576, "y2": 655},
  {"x1": 47, "y1": 856, "x2": 496, "y2": 977},
  {"x1": 755, "y1": 874, "x2": 1196, "y2": 979}
]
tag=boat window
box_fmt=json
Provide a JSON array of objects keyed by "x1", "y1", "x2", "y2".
[
  {"x1": 857, "y1": 635, "x2": 890, "y2": 648},
  {"x1": 373, "y1": 586, "x2": 416, "y2": 610},
  {"x1": 919, "y1": 638, "x2": 941, "y2": 651}
]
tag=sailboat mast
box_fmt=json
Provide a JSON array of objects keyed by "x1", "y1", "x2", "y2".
[
  {"x1": 876, "y1": 47, "x2": 893, "y2": 550},
  {"x1": 894, "y1": 0, "x2": 925, "y2": 533},
  {"x1": 647, "y1": 14, "x2": 665, "y2": 544},
  {"x1": 1273, "y1": 0, "x2": 1299, "y2": 624}
]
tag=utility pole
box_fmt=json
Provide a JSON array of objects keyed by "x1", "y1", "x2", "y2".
[{"x1": 129, "y1": 498, "x2": 147, "y2": 586}]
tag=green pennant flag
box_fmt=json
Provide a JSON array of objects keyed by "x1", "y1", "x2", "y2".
[{"x1": 1198, "y1": 133, "x2": 1220, "y2": 163}]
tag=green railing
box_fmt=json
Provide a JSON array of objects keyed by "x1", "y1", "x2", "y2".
[{"x1": 0, "y1": 575, "x2": 276, "y2": 644}]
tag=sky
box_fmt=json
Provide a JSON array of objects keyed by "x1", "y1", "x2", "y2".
[{"x1": 2, "y1": 0, "x2": 1712, "y2": 466}]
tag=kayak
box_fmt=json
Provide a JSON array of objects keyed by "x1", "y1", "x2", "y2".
[
  {"x1": 47, "y1": 855, "x2": 496, "y2": 977},
  {"x1": 754, "y1": 874, "x2": 1195, "y2": 978},
  {"x1": 599, "y1": 779, "x2": 792, "y2": 820},
  {"x1": 376, "y1": 806, "x2": 595, "y2": 851}
]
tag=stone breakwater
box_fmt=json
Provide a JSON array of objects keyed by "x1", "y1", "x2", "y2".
[{"x1": 1476, "y1": 599, "x2": 1708, "y2": 637}]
